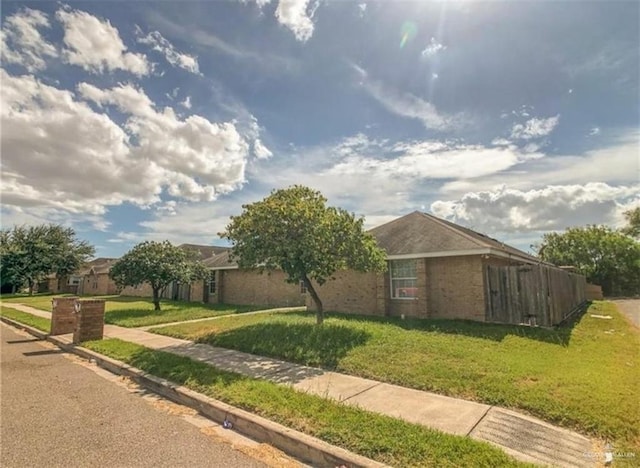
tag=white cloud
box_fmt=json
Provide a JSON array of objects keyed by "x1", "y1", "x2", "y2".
[
  {"x1": 246, "y1": 0, "x2": 315, "y2": 42},
  {"x1": 55, "y1": 7, "x2": 150, "y2": 76},
  {"x1": 250, "y1": 134, "x2": 545, "y2": 228},
  {"x1": 274, "y1": 0, "x2": 315, "y2": 41},
  {"x1": 1, "y1": 72, "x2": 257, "y2": 221},
  {"x1": 253, "y1": 139, "x2": 273, "y2": 159},
  {"x1": 79, "y1": 82, "x2": 251, "y2": 196},
  {"x1": 180, "y1": 96, "x2": 192, "y2": 109},
  {"x1": 511, "y1": 115, "x2": 560, "y2": 140},
  {"x1": 421, "y1": 37, "x2": 446, "y2": 58},
  {"x1": 431, "y1": 183, "x2": 640, "y2": 233},
  {"x1": 441, "y1": 129, "x2": 640, "y2": 195},
  {"x1": 589, "y1": 127, "x2": 601, "y2": 136},
  {"x1": 329, "y1": 141, "x2": 542, "y2": 180},
  {"x1": 1, "y1": 8, "x2": 58, "y2": 72},
  {"x1": 363, "y1": 76, "x2": 464, "y2": 131},
  {"x1": 358, "y1": 3, "x2": 367, "y2": 17},
  {"x1": 136, "y1": 29, "x2": 200, "y2": 74}
]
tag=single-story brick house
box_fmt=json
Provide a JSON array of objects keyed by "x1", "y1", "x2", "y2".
[
  {"x1": 121, "y1": 244, "x2": 230, "y2": 300},
  {"x1": 305, "y1": 211, "x2": 579, "y2": 323},
  {"x1": 198, "y1": 251, "x2": 306, "y2": 307}
]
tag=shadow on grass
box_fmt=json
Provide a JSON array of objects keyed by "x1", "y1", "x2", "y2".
[
  {"x1": 286, "y1": 308, "x2": 587, "y2": 347},
  {"x1": 105, "y1": 295, "x2": 263, "y2": 312},
  {"x1": 128, "y1": 347, "x2": 244, "y2": 388},
  {"x1": 200, "y1": 322, "x2": 371, "y2": 368}
]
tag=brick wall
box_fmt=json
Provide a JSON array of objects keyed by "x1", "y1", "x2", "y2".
[
  {"x1": 306, "y1": 270, "x2": 381, "y2": 315},
  {"x1": 73, "y1": 299, "x2": 105, "y2": 343},
  {"x1": 120, "y1": 282, "x2": 154, "y2": 297},
  {"x1": 222, "y1": 269, "x2": 305, "y2": 307},
  {"x1": 426, "y1": 255, "x2": 485, "y2": 321},
  {"x1": 190, "y1": 280, "x2": 204, "y2": 302},
  {"x1": 50, "y1": 296, "x2": 78, "y2": 335},
  {"x1": 80, "y1": 273, "x2": 118, "y2": 296}
]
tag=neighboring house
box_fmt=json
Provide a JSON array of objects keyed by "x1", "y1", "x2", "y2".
[
  {"x1": 77, "y1": 258, "x2": 119, "y2": 295},
  {"x1": 305, "y1": 211, "x2": 585, "y2": 325},
  {"x1": 121, "y1": 244, "x2": 232, "y2": 302},
  {"x1": 197, "y1": 251, "x2": 306, "y2": 307},
  {"x1": 37, "y1": 273, "x2": 84, "y2": 294}
]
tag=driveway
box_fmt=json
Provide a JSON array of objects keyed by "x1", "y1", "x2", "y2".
[
  {"x1": 613, "y1": 299, "x2": 640, "y2": 327},
  {"x1": 0, "y1": 323, "x2": 279, "y2": 468}
]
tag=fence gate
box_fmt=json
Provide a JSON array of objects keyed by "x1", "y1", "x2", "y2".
[{"x1": 484, "y1": 264, "x2": 586, "y2": 326}]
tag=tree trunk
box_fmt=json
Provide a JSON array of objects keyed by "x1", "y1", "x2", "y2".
[
  {"x1": 11, "y1": 284, "x2": 16, "y2": 294},
  {"x1": 303, "y1": 275, "x2": 323, "y2": 325},
  {"x1": 152, "y1": 287, "x2": 161, "y2": 311},
  {"x1": 28, "y1": 280, "x2": 34, "y2": 296}
]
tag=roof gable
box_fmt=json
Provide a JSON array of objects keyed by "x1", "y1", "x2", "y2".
[{"x1": 369, "y1": 211, "x2": 539, "y2": 262}]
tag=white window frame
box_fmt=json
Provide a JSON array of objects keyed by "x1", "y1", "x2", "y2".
[
  {"x1": 389, "y1": 259, "x2": 418, "y2": 300},
  {"x1": 300, "y1": 280, "x2": 307, "y2": 294}
]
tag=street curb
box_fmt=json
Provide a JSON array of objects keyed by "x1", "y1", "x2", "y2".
[{"x1": 0, "y1": 316, "x2": 388, "y2": 468}]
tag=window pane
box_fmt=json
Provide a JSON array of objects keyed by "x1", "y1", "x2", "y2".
[
  {"x1": 392, "y1": 279, "x2": 417, "y2": 298},
  {"x1": 390, "y1": 260, "x2": 417, "y2": 278}
]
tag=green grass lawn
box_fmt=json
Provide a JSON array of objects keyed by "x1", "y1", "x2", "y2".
[
  {"x1": 0, "y1": 306, "x2": 51, "y2": 332},
  {"x1": 84, "y1": 338, "x2": 528, "y2": 468},
  {"x1": 1, "y1": 293, "x2": 286, "y2": 327},
  {"x1": 153, "y1": 301, "x2": 640, "y2": 454}
]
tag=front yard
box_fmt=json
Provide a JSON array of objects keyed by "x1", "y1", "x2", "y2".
[
  {"x1": 0, "y1": 294, "x2": 288, "y2": 327},
  {"x1": 153, "y1": 301, "x2": 639, "y2": 454}
]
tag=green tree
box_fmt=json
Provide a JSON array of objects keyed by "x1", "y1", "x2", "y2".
[
  {"x1": 221, "y1": 186, "x2": 387, "y2": 324},
  {"x1": 621, "y1": 207, "x2": 640, "y2": 239},
  {"x1": 0, "y1": 224, "x2": 95, "y2": 295},
  {"x1": 538, "y1": 225, "x2": 640, "y2": 296},
  {"x1": 109, "y1": 241, "x2": 208, "y2": 311}
]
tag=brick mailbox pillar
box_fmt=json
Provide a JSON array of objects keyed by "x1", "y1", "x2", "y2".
[
  {"x1": 50, "y1": 297, "x2": 79, "y2": 335},
  {"x1": 73, "y1": 299, "x2": 106, "y2": 344}
]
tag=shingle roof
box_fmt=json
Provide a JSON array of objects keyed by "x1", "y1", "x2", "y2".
[
  {"x1": 79, "y1": 257, "x2": 118, "y2": 275},
  {"x1": 178, "y1": 244, "x2": 230, "y2": 260},
  {"x1": 368, "y1": 211, "x2": 541, "y2": 263},
  {"x1": 202, "y1": 250, "x2": 237, "y2": 269}
]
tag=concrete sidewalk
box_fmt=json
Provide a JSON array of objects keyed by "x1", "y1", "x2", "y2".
[
  {"x1": 2, "y1": 303, "x2": 594, "y2": 467},
  {"x1": 136, "y1": 306, "x2": 306, "y2": 331}
]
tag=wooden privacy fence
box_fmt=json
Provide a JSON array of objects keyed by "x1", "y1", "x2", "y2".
[{"x1": 484, "y1": 264, "x2": 587, "y2": 327}]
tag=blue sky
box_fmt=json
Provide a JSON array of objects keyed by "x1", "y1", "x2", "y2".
[{"x1": 1, "y1": 0, "x2": 638, "y2": 258}]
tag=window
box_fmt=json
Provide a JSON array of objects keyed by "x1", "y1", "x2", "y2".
[
  {"x1": 300, "y1": 280, "x2": 307, "y2": 294},
  {"x1": 209, "y1": 271, "x2": 217, "y2": 294},
  {"x1": 390, "y1": 260, "x2": 418, "y2": 299},
  {"x1": 68, "y1": 276, "x2": 81, "y2": 286}
]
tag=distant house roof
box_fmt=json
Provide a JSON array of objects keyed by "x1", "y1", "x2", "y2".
[
  {"x1": 178, "y1": 244, "x2": 230, "y2": 261},
  {"x1": 369, "y1": 211, "x2": 542, "y2": 264},
  {"x1": 202, "y1": 250, "x2": 237, "y2": 269},
  {"x1": 79, "y1": 257, "x2": 119, "y2": 275}
]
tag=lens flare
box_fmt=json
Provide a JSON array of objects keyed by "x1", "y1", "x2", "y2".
[{"x1": 400, "y1": 21, "x2": 417, "y2": 48}]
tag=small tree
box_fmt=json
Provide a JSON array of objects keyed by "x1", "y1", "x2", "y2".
[
  {"x1": 621, "y1": 207, "x2": 640, "y2": 239},
  {"x1": 221, "y1": 186, "x2": 387, "y2": 324},
  {"x1": 538, "y1": 225, "x2": 640, "y2": 296},
  {"x1": 109, "y1": 241, "x2": 208, "y2": 311},
  {"x1": 0, "y1": 224, "x2": 94, "y2": 295}
]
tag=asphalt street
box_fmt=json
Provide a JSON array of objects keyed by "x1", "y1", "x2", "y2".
[{"x1": 0, "y1": 323, "x2": 274, "y2": 468}]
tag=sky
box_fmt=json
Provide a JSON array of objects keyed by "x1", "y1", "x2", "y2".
[{"x1": 1, "y1": 0, "x2": 638, "y2": 258}]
